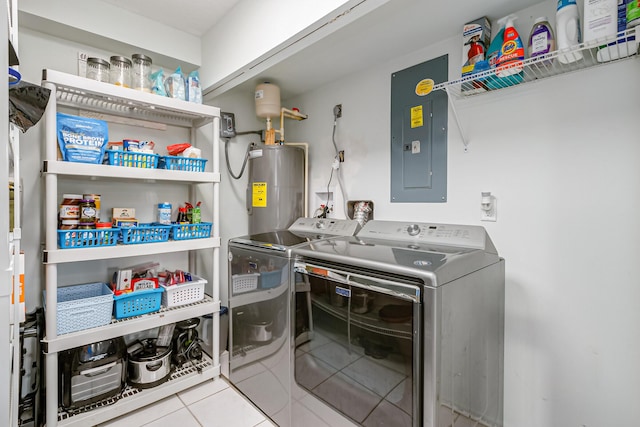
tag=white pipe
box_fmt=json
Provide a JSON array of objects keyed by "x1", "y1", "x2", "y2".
[
  {"x1": 278, "y1": 107, "x2": 308, "y2": 143},
  {"x1": 284, "y1": 142, "x2": 308, "y2": 218}
]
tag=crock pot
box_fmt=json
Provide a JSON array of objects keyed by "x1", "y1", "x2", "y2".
[{"x1": 127, "y1": 339, "x2": 172, "y2": 389}]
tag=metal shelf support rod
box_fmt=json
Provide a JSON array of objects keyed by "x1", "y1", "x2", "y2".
[{"x1": 444, "y1": 88, "x2": 469, "y2": 152}]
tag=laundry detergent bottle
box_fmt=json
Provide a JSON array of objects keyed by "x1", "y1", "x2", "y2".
[
  {"x1": 486, "y1": 15, "x2": 524, "y2": 89},
  {"x1": 556, "y1": 0, "x2": 583, "y2": 63},
  {"x1": 528, "y1": 17, "x2": 555, "y2": 64}
]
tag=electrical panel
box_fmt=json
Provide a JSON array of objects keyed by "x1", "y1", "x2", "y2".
[{"x1": 390, "y1": 55, "x2": 448, "y2": 203}]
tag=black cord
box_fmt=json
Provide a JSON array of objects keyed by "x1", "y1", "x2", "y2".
[{"x1": 224, "y1": 139, "x2": 252, "y2": 180}]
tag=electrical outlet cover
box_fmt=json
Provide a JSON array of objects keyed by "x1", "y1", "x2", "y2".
[{"x1": 220, "y1": 112, "x2": 236, "y2": 138}]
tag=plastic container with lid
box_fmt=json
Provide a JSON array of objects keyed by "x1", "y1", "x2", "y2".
[
  {"x1": 628, "y1": 0, "x2": 640, "y2": 28},
  {"x1": 131, "y1": 54, "x2": 152, "y2": 92},
  {"x1": 556, "y1": 0, "x2": 583, "y2": 64},
  {"x1": 86, "y1": 57, "x2": 110, "y2": 83},
  {"x1": 157, "y1": 202, "x2": 172, "y2": 225},
  {"x1": 528, "y1": 17, "x2": 555, "y2": 64},
  {"x1": 109, "y1": 56, "x2": 132, "y2": 88},
  {"x1": 59, "y1": 194, "x2": 82, "y2": 220}
]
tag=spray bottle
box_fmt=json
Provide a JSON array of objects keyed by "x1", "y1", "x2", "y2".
[{"x1": 486, "y1": 15, "x2": 524, "y2": 89}]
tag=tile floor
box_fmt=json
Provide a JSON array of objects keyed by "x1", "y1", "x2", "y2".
[
  {"x1": 98, "y1": 377, "x2": 276, "y2": 427},
  {"x1": 97, "y1": 373, "x2": 491, "y2": 427}
]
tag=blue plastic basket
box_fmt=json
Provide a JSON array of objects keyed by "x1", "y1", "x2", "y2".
[
  {"x1": 113, "y1": 287, "x2": 163, "y2": 319},
  {"x1": 120, "y1": 223, "x2": 171, "y2": 244},
  {"x1": 107, "y1": 150, "x2": 159, "y2": 169},
  {"x1": 159, "y1": 155, "x2": 207, "y2": 172},
  {"x1": 170, "y1": 222, "x2": 212, "y2": 240},
  {"x1": 46, "y1": 282, "x2": 114, "y2": 335},
  {"x1": 58, "y1": 228, "x2": 120, "y2": 249}
]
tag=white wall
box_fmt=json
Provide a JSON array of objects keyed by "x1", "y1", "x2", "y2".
[
  {"x1": 13, "y1": 1, "x2": 640, "y2": 425},
  {"x1": 280, "y1": 20, "x2": 640, "y2": 427},
  {"x1": 18, "y1": 0, "x2": 201, "y2": 69},
  {"x1": 199, "y1": 0, "x2": 391, "y2": 96}
]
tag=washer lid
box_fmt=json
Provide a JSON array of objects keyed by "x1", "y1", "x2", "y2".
[
  {"x1": 230, "y1": 230, "x2": 315, "y2": 251},
  {"x1": 293, "y1": 221, "x2": 501, "y2": 286},
  {"x1": 229, "y1": 218, "x2": 362, "y2": 252}
]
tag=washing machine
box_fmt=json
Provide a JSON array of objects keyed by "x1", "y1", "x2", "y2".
[
  {"x1": 291, "y1": 220, "x2": 505, "y2": 427},
  {"x1": 227, "y1": 217, "x2": 361, "y2": 427}
]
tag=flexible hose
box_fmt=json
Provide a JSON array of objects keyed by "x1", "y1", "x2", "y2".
[
  {"x1": 225, "y1": 138, "x2": 252, "y2": 180},
  {"x1": 331, "y1": 117, "x2": 349, "y2": 218}
]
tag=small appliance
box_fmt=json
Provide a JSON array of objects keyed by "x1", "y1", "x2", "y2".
[
  {"x1": 172, "y1": 318, "x2": 203, "y2": 368},
  {"x1": 127, "y1": 338, "x2": 172, "y2": 389},
  {"x1": 59, "y1": 337, "x2": 126, "y2": 410}
]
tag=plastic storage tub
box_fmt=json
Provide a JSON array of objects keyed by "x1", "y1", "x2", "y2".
[
  {"x1": 170, "y1": 223, "x2": 212, "y2": 240},
  {"x1": 120, "y1": 224, "x2": 171, "y2": 244},
  {"x1": 158, "y1": 155, "x2": 207, "y2": 172},
  {"x1": 160, "y1": 275, "x2": 207, "y2": 308},
  {"x1": 113, "y1": 287, "x2": 163, "y2": 319},
  {"x1": 58, "y1": 228, "x2": 120, "y2": 249},
  {"x1": 232, "y1": 273, "x2": 259, "y2": 294},
  {"x1": 106, "y1": 150, "x2": 159, "y2": 168},
  {"x1": 49, "y1": 282, "x2": 114, "y2": 335}
]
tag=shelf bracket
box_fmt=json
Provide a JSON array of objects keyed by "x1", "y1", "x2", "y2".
[{"x1": 444, "y1": 87, "x2": 469, "y2": 152}]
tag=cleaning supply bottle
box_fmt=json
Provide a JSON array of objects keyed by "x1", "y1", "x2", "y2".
[
  {"x1": 556, "y1": 0, "x2": 583, "y2": 64},
  {"x1": 486, "y1": 15, "x2": 524, "y2": 89},
  {"x1": 528, "y1": 17, "x2": 555, "y2": 65},
  {"x1": 496, "y1": 15, "x2": 525, "y2": 76}
]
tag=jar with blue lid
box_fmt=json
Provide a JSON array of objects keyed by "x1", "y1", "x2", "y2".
[{"x1": 157, "y1": 203, "x2": 172, "y2": 225}]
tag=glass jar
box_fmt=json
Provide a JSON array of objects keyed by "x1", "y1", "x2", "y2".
[
  {"x1": 109, "y1": 56, "x2": 132, "y2": 88},
  {"x1": 86, "y1": 57, "x2": 110, "y2": 83},
  {"x1": 79, "y1": 199, "x2": 97, "y2": 226},
  {"x1": 131, "y1": 54, "x2": 152, "y2": 92}
]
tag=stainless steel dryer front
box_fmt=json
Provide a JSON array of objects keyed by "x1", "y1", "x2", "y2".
[
  {"x1": 292, "y1": 220, "x2": 505, "y2": 427},
  {"x1": 227, "y1": 218, "x2": 361, "y2": 427}
]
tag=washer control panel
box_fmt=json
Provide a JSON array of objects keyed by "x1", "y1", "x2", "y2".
[
  {"x1": 289, "y1": 217, "x2": 361, "y2": 236},
  {"x1": 357, "y1": 220, "x2": 487, "y2": 249}
]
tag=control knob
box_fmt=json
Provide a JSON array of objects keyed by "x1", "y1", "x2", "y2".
[
  {"x1": 315, "y1": 221, "x2": 326, "y2": 229},
  {"x1": 407, "y1": 224, "x2": 421, "y2": 236}
]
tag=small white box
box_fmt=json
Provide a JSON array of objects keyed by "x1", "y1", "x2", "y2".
[
  {"x1": 461, "y1": 17, "x2": 491, "y2": 93},
  {"x1": 112, "y1": 207, "x2": 135, "y2": 219}
]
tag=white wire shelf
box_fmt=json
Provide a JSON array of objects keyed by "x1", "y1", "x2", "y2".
[
  {"x1": 43, "y1": 295, "x2": 220, "y2": 353},
  {"x1": 435, "y1": 28, "x2": 639, "y2": 99},
  {"x1": 42, "y1": 69, "x2": 220, "y2": 128},
  {"x1": 57, "y1": 354, "x2": 218, "y2": 427}
]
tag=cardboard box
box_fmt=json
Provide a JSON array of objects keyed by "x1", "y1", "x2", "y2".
[
  {"x1": 113, "y1": 219, "x2": 139, "y2": 228},
  {"x1": 461, "y1": 17, "x2": 491, "y2": 94},
  {"x1": 112, "y1": 208, "x2": 136, "y2": 219}
]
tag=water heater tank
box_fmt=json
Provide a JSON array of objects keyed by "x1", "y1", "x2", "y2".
[
  {"x1": 247, "y1": 144, "x2": 304, "y2": 234},
  {"x1": 255, "y1": 82, "x2": 281, "y2": 119}
]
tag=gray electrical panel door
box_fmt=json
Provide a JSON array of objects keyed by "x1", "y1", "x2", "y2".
[{"x1": 391, "y1": 55, "x2": 448, "y2": 203}]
